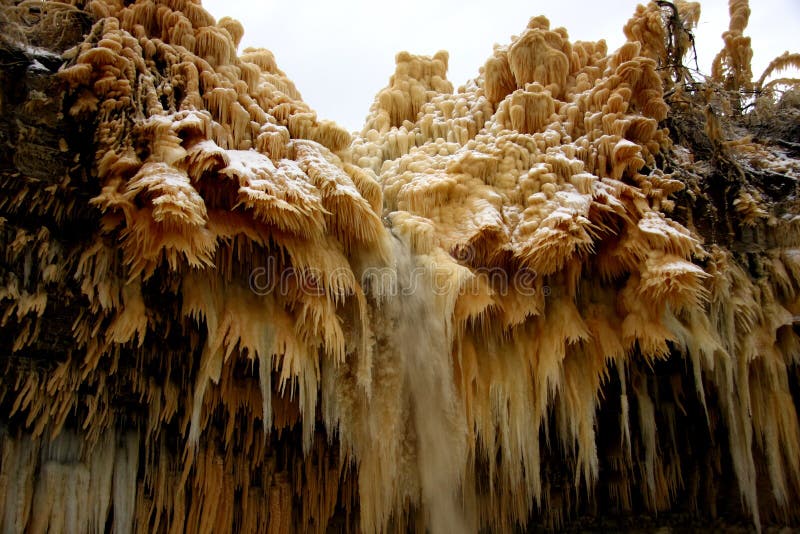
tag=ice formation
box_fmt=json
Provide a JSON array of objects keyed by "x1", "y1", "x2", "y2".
[{"x1": 0, "y1": 0, "x2": 799, "y2": 532}]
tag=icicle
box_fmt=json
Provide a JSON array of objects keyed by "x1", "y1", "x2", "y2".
[{"x1": 112, "y1": 432, "x2": 139, "y2": 534}]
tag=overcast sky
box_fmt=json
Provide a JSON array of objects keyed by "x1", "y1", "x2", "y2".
[{"x1": 201, "y1": 0, "x2": 799, "y2": 133}]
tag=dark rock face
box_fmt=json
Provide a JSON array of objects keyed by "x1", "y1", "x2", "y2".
[{"x1": 0, "y1": 11, "x2": 98, "y2": 363}]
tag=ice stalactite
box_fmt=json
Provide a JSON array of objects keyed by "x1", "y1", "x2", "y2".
[{"x1": 0, "y1": 0, "x2": 799, "y2": 531}]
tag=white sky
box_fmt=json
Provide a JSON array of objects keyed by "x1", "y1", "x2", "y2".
[{"x1": 201, "y1": 0, "x2": 800, "y2": 133}]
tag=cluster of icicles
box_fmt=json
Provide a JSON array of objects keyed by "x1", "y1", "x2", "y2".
[{"x1": 1, "y1": 0, "x2": 799, "y2": 531}]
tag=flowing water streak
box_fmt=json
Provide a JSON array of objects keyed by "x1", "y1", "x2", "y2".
[
  {"x1": 388, "y1": 235, "x2": 468, "y2": 533},
  {"x1": 333, "y1": 234, "x2": 470, "y2": 532}
]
